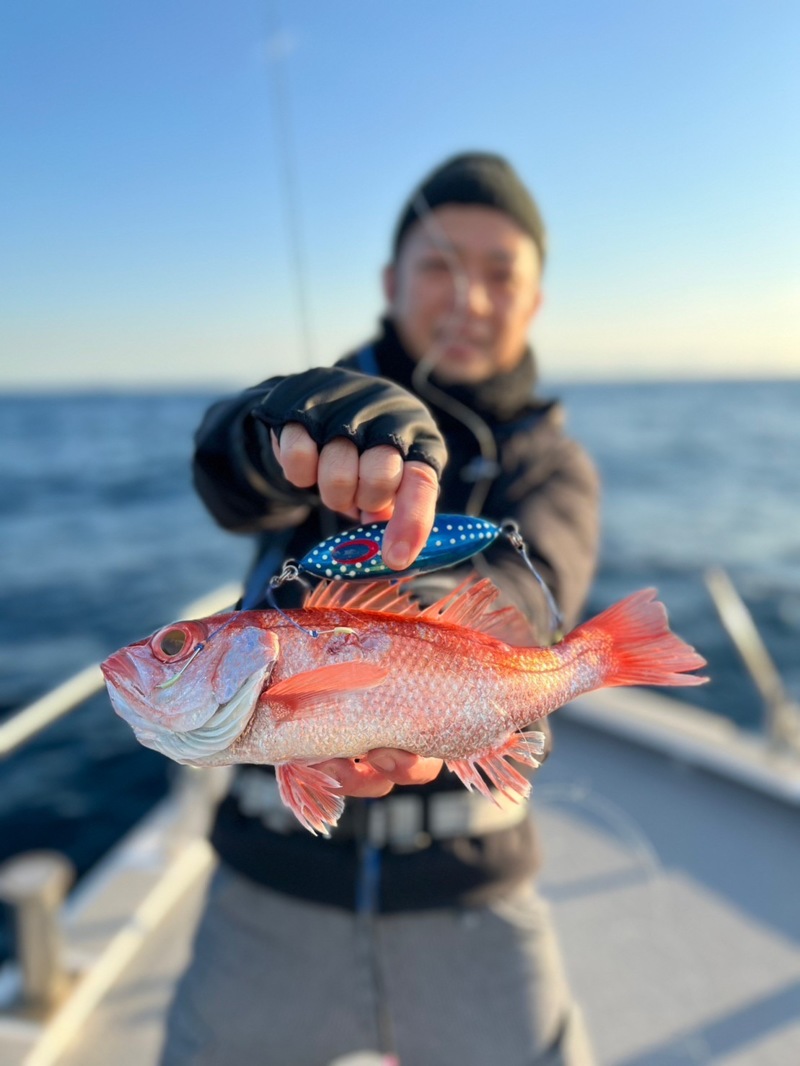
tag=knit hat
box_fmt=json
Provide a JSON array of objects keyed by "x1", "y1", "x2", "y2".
[{"x1": 392, "y1": 152, "x2": 547, "y2": 263}]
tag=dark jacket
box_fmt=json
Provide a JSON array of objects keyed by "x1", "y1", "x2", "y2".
[{"x1": 193, "y1": 319, "x2": 600, "y2": 911}]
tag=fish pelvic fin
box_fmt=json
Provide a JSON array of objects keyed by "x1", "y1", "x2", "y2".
[
  {"x1": 275, "y1": 762, "x2": 345, "y2": 835},
  {"x1": 446, "y1": 729, "x2": 545, "y2": 805},
  {"x1": 267, "y1": 661, "x2": 389, "y2": 721},
  {"x1": 578, "y1": 588, "x2": 709, "y2": 687}
]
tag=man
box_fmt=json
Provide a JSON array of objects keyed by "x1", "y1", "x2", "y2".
[{"x1": 162, "y1": 152, "x2": 600, "y2": 1065}]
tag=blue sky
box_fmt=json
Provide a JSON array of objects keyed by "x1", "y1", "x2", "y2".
[{"x1": 2, "y1": 0, "x2": 798, "y2": 387}]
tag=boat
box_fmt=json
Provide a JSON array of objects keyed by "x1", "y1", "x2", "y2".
[{"x1": 1, "y1": 575, "x2": 799, "y2": 1066}]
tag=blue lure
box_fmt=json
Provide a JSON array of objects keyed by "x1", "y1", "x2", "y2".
[
  {"x1": 297, "y1": 514, "x2": 501, "y2": 581},
  {"x1": 284, "y1": 513, "x2": 563, "y2": 640}
]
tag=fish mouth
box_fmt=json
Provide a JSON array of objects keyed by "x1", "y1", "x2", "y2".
[
  {"x1": 101, "y1": 650, "x2": 149, "y2": 700},
  {"x1": 106, "y1": 668, "x2": 264, "y2": 764}
]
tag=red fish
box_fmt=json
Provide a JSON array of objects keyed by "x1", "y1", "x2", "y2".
[{"x1": 101, "y1": 578, "x2": 707, "y2": 833}]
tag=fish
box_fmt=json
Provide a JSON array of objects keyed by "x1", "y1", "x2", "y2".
[{"x1": 101, "y1": 577, "x2": 707, "y2": 834}]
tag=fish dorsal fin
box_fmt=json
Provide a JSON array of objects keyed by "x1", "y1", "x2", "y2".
[
  {"x1": 421, "y1": 576, "x2": 538, "y2": 645},
  {"x1": 480, "y1": 606, "x2": 540, "y2": 647},
  {"x1": 303, "y1": 579, "x2": 422, "y2": 617},
  {"x1": 303, "y1": 575, "x2": 537, "y2": 645}
]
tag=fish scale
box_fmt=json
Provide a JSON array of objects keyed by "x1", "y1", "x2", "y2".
[{"x1": 240, "y1": 612, "x2": 519, "y2": 764}]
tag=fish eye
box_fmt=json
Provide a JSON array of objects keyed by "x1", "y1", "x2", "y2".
[
  {"x1": 151, "y1": 623, "x2": 202, "y2": 663},
  {"x1": 159, "y1": 628, "x2": 187, "y2": 656}
]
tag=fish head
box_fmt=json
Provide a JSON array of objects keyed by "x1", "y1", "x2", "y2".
[{"x1": 100, "y1": 612, "x2": 279, "y2": 763}]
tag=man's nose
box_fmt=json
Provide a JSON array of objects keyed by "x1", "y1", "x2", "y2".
[{"x1": 465, "y1": 276, "x2": 491, "y2": 316}]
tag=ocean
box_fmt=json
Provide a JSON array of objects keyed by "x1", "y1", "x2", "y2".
[{"x1": 1, "y1": 381, "x2": 799, "y2": 957}]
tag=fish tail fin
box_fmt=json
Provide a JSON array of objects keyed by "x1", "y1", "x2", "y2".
[{"x1": 578, "y1": 588, "x2": 708, "y2": 687}]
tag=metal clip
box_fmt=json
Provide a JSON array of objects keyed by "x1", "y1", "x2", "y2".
[{"x1": 500, "y1": 520, "x2": 564, "y2": 642}]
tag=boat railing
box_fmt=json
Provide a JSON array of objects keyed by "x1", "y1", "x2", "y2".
[{"x1": 705, "y1": 567, "x2": 800, "y2": 755}]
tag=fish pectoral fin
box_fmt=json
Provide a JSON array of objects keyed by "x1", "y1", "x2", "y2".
[
  {"x1": 446, "y1": 729, "x2": 545, "y2": 804},
  {"x1": 267, "y1": 661, "x2": 389, "y2": 720},
  {"x1": 275, "y1": 762, "x2": 345, "y2": 835}
]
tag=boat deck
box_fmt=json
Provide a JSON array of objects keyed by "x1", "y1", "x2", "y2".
[
  {"x1": 2, "y1": 698, "x2": 799, "y2": 1066},
  {"x1": 538, "y1": 714, "x2": 800, "y2": 1066}
]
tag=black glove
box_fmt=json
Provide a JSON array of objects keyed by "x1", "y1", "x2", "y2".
[{"x1": 251, "y1": 367, "x2": 448, "y2": 478}]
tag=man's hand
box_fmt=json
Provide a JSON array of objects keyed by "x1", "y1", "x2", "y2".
[
  {"x1": 272, "y1": 424, "x2": 439, "y2": 571},
  {"x1": 312, "y1": 749, "x2": 443, "y2": 797}
]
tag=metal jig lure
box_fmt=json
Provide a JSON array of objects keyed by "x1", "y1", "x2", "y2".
[{"x1": 267, "y1": 514, "x2": 563, "y2": 641}]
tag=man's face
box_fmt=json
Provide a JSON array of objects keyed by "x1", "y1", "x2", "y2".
[{"x1": 383, "y1": 205, "x2": 543, "y2": 384}]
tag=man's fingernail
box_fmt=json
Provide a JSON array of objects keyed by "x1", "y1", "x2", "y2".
[
  {"x1": 370, "y1": 754, "x2": 397, "y2": 773},
  {"x1": 383, "y1": 542, "x2": 410, "y2": 569}
]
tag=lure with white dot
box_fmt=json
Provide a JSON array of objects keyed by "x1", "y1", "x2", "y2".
[{"x1": 297, "y1": 515, "x2": 502, "y2": 581}]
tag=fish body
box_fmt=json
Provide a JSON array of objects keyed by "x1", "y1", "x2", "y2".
[{"x1": 102, "y1": 578, "x2": 707, "y2": 833}]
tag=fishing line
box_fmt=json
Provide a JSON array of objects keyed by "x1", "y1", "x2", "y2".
[
  {"x1": 264, "y1": 0, "x2": 315, "y2": 369},
  {"x1": 265, "y1": 562, "x2": 315, "y2": 635},
  {"x1": 500, "y1": 520, "x2": 564, "y2": 640},
  {"x1": 264, "y1": 561, "x2": 359, "y2": 640},
  {"x1": 408, "y1": 188, "x2": 500, "y2": 519}
]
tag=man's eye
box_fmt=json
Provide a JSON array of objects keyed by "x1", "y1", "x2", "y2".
[{"x1": 419, "y1": 258, "x2": 449, "y2": 273}]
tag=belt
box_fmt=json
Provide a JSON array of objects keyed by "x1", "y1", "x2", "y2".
[{"x1": 231, "y1": 768, "x2": 529, "y2": 851}]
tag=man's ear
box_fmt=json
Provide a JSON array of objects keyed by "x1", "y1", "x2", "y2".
[{"x1": 382, "y1": 263, "x2": 396, "y2": 304}]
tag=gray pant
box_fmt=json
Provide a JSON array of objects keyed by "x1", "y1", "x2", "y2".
[{"x1": 161, "y1": 863, "x2": 594, "y2": 1066}]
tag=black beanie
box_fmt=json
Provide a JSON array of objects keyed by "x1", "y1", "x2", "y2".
[{"x1": 392, "y1": 152, "x2": 547, "y2": 263}]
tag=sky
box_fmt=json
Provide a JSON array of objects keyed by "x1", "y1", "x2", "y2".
[{"x1": 2, "y1": 0, "x2": 798, "y2": 388}]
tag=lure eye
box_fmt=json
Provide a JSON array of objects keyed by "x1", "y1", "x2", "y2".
[
  {"x1": 151, "y1": 623, "x2": 203, "y2": 663},
  {"x1": 331, "y1": 539, "x2": 380, "y2": 564}
]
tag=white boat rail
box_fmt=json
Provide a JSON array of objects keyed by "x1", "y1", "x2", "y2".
[{"x1": 704, "y1": 567, "x2": 800, "y2": 754}]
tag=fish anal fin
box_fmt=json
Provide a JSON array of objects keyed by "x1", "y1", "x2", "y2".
[
  {"x1": 275, "y1": 762, "x2": 345, "y2": 835},
  {"x1": 446, "y1": 729, "x2": 545, "y2": 805},
  {"x1": 268, "y1": 662, "x2": 389, "y2": 721},
  {"x1": 446, "y1": 757, "x2": 494, "y2": 801}
]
